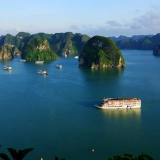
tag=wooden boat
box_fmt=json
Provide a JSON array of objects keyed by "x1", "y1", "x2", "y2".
[
  {"x1": 35, "y1": 61, "x2": 44, "y2": 64},
  {"x1": 56, "y1": 64, "x2": 62, "y2": 69},
  {"x1": 37, "y1": 69, "x2": 48, "y2": 75},
  {"x1": 3, "y1": 66, "x2": 12, "y2": 70},
  {"x1": 19, "y1": 59, "x2": 26, "y2": 62}
]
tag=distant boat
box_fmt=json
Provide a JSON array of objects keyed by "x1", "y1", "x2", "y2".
[
  {"x1": 3, "y1": 66, "x2": 12, "y2": 70},
  {"x1": 20, "y1": 59, "x2": 26, "y2": 62},
  {"x1": 64, "y1": 54, "x2": 67, "y2": 57},
  {"x1": 74, "y1": 56, "x2": 79, "y2": 59},
  {"x1": 56, "y1": 64, "x2": 62, "y2": 69},
  {"x1": 37, "y1": 69, "x2": 48, "y2": 75},
  {"x1": 35, "y1": 61, "x2": 44, "y2": 64}
]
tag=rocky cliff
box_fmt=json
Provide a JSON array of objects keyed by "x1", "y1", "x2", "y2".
[
  {"x1": 79, "y1": 36, "x2": 125, "y2": 69},
  {"x1": 0, "y1": 45, "x2": 13, "y2": 59},
  {"x1": 153, "y1": 43, "x2": 160, "y2": 55},
  {"x1": 0, "y1": 32, "x2": 90, "y2": 57},
  {"x1": 0, "y1": 44, "x2": 21, "y2": 59},
  {"x1": 21, "y1": 37, "x2": 59, "y2": 60}
]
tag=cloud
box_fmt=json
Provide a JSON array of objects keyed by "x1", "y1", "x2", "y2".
[
  {"x1": 74, "y1": 9, "x2": 160, "y2": 37},
  {"x1": 70, "y1": 25, "x2": 79, "y2": 30},
  {"x1": 130, "y1": 23, "x2": 142, "y2": 30},
  {"x1": 135, "y1": 9, "x2": 141, "y2": 13},
  {"x1": 132, "y1": 10, "x2": 160, "y2": 29},
  {"x1": 14, "y1": 28, "x2": 23, "y2": 32},
  {"x1": 105, "y1": 20, "x2": 122, "y2": 27}
]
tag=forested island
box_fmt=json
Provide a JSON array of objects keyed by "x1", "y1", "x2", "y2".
[
  {"x1": 21, "y1": 37, "x2": 59, "y2": 60},
  {"x1": 79, "y1": 36, "x2": 125, "y2": 69},
  {"x1": 0, "y1": 32, "x2": 160, "y2": 61},
  {"x1": 110, "y1": 34, "x2": 160, "y2": 50},
  {"x1": 0, "y1": 32, "x2": 90, "y2": 60}
]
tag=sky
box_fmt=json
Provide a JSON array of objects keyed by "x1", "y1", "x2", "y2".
[{"x1": 1, "y1": 0, "x2": 160, "y2": 37}]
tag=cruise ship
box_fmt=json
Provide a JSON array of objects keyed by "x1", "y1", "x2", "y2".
[{"x1": 95, "y1": 98, "x2": 141, "y2": 109}]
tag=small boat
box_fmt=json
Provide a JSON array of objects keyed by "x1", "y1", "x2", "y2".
[
  {"x1": 64, "y1": 54, "x2": 67, "y2": 57},
  {"x1": 3, "y1": 66, "x2": 12, "y2": 70},
  {"x1": 56, "y1": 64, "x2": 62, "y2": 69},
  {"x1": 95, "y1": 98, "x2": 141, "y2": 109},
  {"x1": 35, "y1": 61, "x2": 44, "y2": 64},
  {"x1": 20, "y1": 59, "x2": 26, "y2": 62},
  {"x1": 74, "y1": 56, "x2": 79, "y2": 59},
  {"x1": 37, "y1": 69, "x2": 48, "y2": 75}
]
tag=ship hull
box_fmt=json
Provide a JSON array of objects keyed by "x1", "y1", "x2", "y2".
[
  {"x1": 95, "y1": 98, "x2": 141, "y2": 109},
  {"x1": 95, "y1": 105, "x2": 141, "y2": 109}
]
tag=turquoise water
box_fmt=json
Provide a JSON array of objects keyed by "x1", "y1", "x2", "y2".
[{"x1": 0, "y1": 50, "x2": 160, "y2": 160}]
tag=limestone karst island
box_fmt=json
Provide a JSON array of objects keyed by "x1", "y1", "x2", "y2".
[
  {"x1": 0, "y1": 32, "x2": 127, "y2": 68},
  {"x1": 79, "y1": 36, "x2": 125, "y2": 69}
]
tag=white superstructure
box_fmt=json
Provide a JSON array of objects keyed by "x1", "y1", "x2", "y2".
[
  {"x1": 56, "y1": 64, "x2": 62, "y2": 69},
  {"x1": 37, "y1": 69, "x2": 48, "y2": 75},
  {"x1": 3, "y1": 66, "x2": 12, "y2": 70},
  {"x1": 95, "y1": 98, "x2": 141, "y2": 109}
]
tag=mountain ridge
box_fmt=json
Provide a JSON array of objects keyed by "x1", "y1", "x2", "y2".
[{"x1": 0, "y1": 32, "x2": 160, "y2": 60}]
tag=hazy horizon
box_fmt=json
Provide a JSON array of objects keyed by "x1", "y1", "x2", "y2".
[{"x1": 1, "y1": 0, "x2": 160, "y2": 37}]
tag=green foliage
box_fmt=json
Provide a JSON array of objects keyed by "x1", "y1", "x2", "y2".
[
  {"x1": 0, "y1": 146, "x2": 33, "y2": 160},
  {"x1": 80, "y1": 35, "x2": 125, "y2": 68},
  {"x1": 116, "y1": 38, "x2": 139, "y2": 49},
  {"x1": 16, "y1": 32, "x2": 30, "y2": 38},
  {"x1": 0, "y1": 32, "x2": 90, "y2": 57},
  {"x1": 107, "y1": 153, "x2": 154, "y2": 160},
  {"x1": 0, "y1": 36, "x2": 5, "y2": 46},
  {"x1": 0, "y1": 145, "x2": 154, "y2": 160},
  {"x1": 25, "y1": 32, "x2": 90, "y2": 56},
  {"x1": 115, "y1": 33, "x2": 160, "y2": 50},
  {"x1": 22, "y1": 37, "x2": 59, "y2": 60},
  {"x1": 4, "y1": 34, "x2": 15, "y2": 45}
]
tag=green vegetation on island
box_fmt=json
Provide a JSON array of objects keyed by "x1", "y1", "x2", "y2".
[
  {"x1": 79, "y1": 36, "x2": 125, "y2": 69},
  {"x1": 0, "y1": 32, "x2": 90, "y2": 60},
  {"x1": 1, "y1": 31, "x2": 160, "y2": 60},
  {"x1": 111, "y1": 33, "x2": 160, "y2": 50},
  {"x1": 21, "y1": 37, "x2": 59, "y2": 60},
  {"x1": 153, "y1": 43, "x2": 160, "y2": 55},
  {"x1": 31, "y1": 32, "x2": 90, "y2": 56}
]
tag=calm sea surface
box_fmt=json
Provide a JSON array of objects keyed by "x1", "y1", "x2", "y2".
[{"x1": 0, "y1": 50, "x2": 160, "y2": 160}]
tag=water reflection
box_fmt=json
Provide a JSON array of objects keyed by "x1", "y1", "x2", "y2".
[
  {"x1": 90, "y1": 67, "x2": 124, "y2": 76},
  {"x1": 79, "y1": 67, "x2": 125, "y2": 82},
  {"x1": 98, "y1": 108, "x2": 141, "y2": 119}
]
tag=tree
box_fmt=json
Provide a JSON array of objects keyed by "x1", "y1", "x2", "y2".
[
  {"x1": 0, "y1": 147, "x2": 33, "y2": 160},
  {"x1": 107, "y1": 153, "x2": 154, "y2": 160}
]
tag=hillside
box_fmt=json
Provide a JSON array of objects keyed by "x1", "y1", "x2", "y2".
[
  {"x1": 0, "y1": 32, "x2": 160, "y2": 60},
  {"x1": 79, "y1": 36, "x2": 125, "y2": 69},
  {"x1": 111, "y1": 34, "x2": 159, "y2": 50},
  {"x1": 0, "y1": 32, "x2": 90, "y2": 58},
  {"x1": 30, "y1": 32, "x2": 90, "y2": 56},
  {"x1": 21, "y1": 37, "x2": 59, "y2": 60}
]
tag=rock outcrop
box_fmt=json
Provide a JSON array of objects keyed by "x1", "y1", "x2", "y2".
[
  {"x1": 153, "y1": 43, "x2": 160, "y2": 55},
  {"x1": 0, "y1": 44, "x2": 21, "y2": 60},
  {"x1": 21, "y1": 37, "x2": 59, "y2": 60},
  {"x1": 0, "y1": 45, "x2": 13, "y2": 59},
  {"x1": 79, "y1": 36, "x2": 125, "y2": 69}
]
